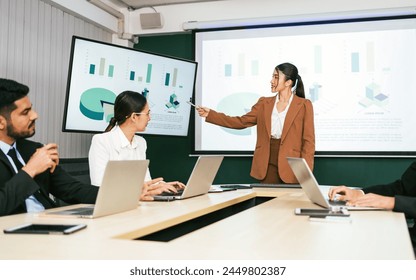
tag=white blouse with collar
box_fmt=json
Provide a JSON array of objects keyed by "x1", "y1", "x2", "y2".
[{"x1": 88, "y1": 126, "x2": 152, "y2": 186}]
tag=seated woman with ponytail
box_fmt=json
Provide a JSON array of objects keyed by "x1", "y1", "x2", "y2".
[{"x1": 88, "y1": 90, "x2": 184, "y2": 201}]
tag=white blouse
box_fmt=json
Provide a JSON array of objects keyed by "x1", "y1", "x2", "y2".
[
  {"x1": 88, "y1": 126, "x2": 152, "y2": 186},
  {"x1": 271, "y1": 93, "x2": 294, "y2": 139}
]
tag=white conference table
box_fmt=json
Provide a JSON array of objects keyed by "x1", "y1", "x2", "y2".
[{"x1": 0, "y1": 188, "x2": 414, "y2": 260}]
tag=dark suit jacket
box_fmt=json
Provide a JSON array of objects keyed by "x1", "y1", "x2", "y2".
[
  {"x1": 364, "y1": 161, "x2": 416, "y2": 248},
  {"x1": 0, "y1": 139, "x2": 98, "y2": 216},
  {"x1": 364, "y1": 162, "x2": 416, "y2": 218},
  {"x1": 206, "y1": 95, "x2": 315, "y2": 183}
]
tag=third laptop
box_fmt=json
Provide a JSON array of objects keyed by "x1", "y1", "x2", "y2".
[{"x1": 287, "y1": 157, "x2": 383, "y2": 211}]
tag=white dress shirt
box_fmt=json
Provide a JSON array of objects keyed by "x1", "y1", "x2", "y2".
[
  {"x1": 88, "y1": 126, "x2": 152, "y2": 186},
  {"x1": 271, "y1": 93, "x2": 294, "y2": 139}
]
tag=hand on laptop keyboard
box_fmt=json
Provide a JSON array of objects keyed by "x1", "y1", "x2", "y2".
[
  {"x1": 160, "y1": 189, "x2": 184, "y2": 197},
  {"x1": 141, "y1": 178, "x2": 186, "y2": 201}
]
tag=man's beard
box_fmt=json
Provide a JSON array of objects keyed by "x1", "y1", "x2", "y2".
[{"x1": 7, "y1": 122, "x2": 35, "y2": 139}]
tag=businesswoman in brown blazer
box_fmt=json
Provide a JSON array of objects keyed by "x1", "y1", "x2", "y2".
[{"x1": 197, "y1": 62, "x2": 315, "y2": 184}]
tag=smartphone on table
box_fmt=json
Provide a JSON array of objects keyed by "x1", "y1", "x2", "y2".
[
  {"x1": 3, "y1": 223, "x2": 87, "y2": 235},
  {"x1": 294, "y1": 208, "x2": 350, "y2": 217}
]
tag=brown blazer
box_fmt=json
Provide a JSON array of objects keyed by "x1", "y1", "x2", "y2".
[{"x1": 206, "y1": 94, "x2": 315, "y2": 183}]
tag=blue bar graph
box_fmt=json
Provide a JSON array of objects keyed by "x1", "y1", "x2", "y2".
[
  {"x1": 146, "y1": 64, "x2": 152, "y2": 83},
  {"x1": 351, "y1": 52, "x2": 359, "y2": 72},
  {"x1": 89, "y1": 64, "x2": 95, "y2": 74},
  {"x1": 165, "y1": 73, "x2": 170, "y2": 86},
  {"x1": 108, "y1": 65, "x2": 114, "y2": 77},
  {"x1": 130, "y1": 71, "x2": 135, "y2": 81},
  {"x1": 225, "y1": 64, "x2": 232, "y2": 76}
]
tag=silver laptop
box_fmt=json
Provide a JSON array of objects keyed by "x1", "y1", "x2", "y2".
[
  {"x1": 287, "y1": 157, "x2": 383, "y2": 211},
  {"x1": 43, "y1": 160, "x2": 148, "y2": 218},
  {"x1": 153, "y1": 156, "x2": 224, "y2": 201}
]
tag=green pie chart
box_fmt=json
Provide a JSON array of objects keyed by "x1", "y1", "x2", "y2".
[
  {"x1": 217, "y1": 92, "x2": 260, "y2": 136},
  {"x1": 79, "y1": 88, "x2": 116, "y2": 121}
]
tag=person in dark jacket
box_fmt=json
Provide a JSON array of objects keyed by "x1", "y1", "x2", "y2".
[
  {"x1": 329, "y1": 162, "x2": 416, "y2": 254},
  {"x1": 0, "y1": 78, "x2": 98, "y2": 216}
]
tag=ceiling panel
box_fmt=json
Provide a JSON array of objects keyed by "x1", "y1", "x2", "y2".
[{"x1": 115, "y1": 0, "x2": 225, "y2": 10}]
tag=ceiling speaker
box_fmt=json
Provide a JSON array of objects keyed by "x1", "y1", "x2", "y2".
[{"x1": 140, "y1": 13, "x2": 163, "y2": 29}]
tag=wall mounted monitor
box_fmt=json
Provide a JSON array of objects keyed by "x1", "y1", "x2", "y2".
[
  {"x1": 63, "y1": 36, "x2": 197, "y2": 136},
  {"x1": 193, "y1": 14, "x2": 416, "y2": 156}
]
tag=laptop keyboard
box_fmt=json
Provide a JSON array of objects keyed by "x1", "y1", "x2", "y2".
[
  {"x1": 159, "y1": 189, "x2": 184, "y2": 197},
  {"x1": 70, "y1": 207, "x2": 94, "y2": 215},
  {"x1": 328, "y1": 199, "x2": 347, "y2": 206}
]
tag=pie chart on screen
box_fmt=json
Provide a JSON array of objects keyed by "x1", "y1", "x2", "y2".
[
  {"x1": 216, "y1": 92, "x2": 260, "y2": 136},
  {"x1": 79, "y1": 88, "x2": 116, "y2": 121}
]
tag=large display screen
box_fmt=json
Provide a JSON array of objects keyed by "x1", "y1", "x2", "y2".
[
  {"x1": 63, "y1": 36, "x2": 197, "y2": 136},
  {"x1": 193, "y1": 15, "x2": 416, "y2": 156}
]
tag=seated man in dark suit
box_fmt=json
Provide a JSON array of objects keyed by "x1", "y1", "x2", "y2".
[
  {"x1": 329, "y1": 162, "x2": 416, "y2": 255},
  {"x1": 0, "y1": 78, "x2": 98, "y2": 216}
]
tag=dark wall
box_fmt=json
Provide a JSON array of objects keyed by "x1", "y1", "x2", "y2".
[{"x1": 135, "y1": 33, "x2": 415, "y2": 188}]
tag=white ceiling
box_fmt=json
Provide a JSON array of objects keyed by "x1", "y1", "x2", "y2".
[{"x1": 110, "y1": 0, "x2": 225, "y2": 10}]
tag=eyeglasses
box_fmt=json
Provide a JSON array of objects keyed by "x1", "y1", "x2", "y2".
[{"x1": 129, "y1": 110, "x2": 151, "y2": 118}]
